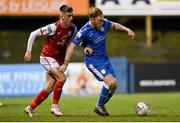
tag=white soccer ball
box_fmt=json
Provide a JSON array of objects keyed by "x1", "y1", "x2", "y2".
[{"x1": 135, "y1": 102, "x2": 150, "y2": 116}]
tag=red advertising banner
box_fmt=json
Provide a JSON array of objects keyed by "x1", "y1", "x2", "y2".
[{"x1": 0, "y1": 0, "x2": 89, "y2": 16}]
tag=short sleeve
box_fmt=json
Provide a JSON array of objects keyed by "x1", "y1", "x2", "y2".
[
  {"x1": 69, "y1": 25, "x2": 77, "y2": 42},
  {"x1": 104, "y1": 18, "x2": 112, "y2": 31},
  {"x1": 72, "y1": 31, "x2": 84, "y2": 46},
  {"x1": 40, "y1": 23, "x2": 57, "y2": 36}
]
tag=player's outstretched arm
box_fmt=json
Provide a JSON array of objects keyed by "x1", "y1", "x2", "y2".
[
  {"x1": 112, "y1": 22, "x2": 135, "y2": 40},
  {"x1": 24, "y1": 29, "x2": 41, "y2": 62},
  {"x1": 59, "y1": 43, "x2": 77, "y2": 72}
]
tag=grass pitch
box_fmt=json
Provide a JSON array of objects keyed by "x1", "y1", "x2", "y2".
[{"x1": 0, "y1": 92, "x2": 180, "y2": 122}]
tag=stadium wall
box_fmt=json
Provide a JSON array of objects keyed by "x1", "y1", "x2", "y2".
[
  {"x1": 0, "y1": 57, "x2": 128, "y2": 97},
  {"x1": 0, "y1": 57, "x2": 129, "y2": 97},
  {"x1": 110, "y1": 57, "x2": 129, "y2": 93},
  {"x1": 1, "y1": 60, "x2": 180, "y2": 97}
]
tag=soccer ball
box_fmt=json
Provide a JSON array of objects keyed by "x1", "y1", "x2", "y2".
[{"x1": 135, "y1": 102, "x2": 150, "y2": 116}]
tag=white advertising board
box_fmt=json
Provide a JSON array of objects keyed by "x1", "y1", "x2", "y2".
[{"x1": 96, "y1": 0, "x2": 180, "y2": 16}]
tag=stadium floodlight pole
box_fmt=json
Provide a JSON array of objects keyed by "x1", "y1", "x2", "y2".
[{"x1": 146, "y1": 15, "x2": 152, "y2": 48}]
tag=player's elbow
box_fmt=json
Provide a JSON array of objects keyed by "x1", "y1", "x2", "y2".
[
  {"x1": 29, "y1": 32, "x2": 37, "y2": 40},
  {"x1": 30, "y1": 29, "x2": 41, "y2": 38}
]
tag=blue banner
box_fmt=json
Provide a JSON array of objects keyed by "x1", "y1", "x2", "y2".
[
  {"x1": 0, "y1": 59, "x2": 130, "y2": 97},
  {"x1": 0, "y1": 64, "x2": 45, "y2": 97},
  {"x1": 110, "y1": 57, "x2": 129, "y2": 93}
]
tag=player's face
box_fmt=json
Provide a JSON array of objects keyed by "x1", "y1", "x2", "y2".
[
  {"x1": 63, "y1": 12, "x2": 73, "y2": 26},
  {"x1": 93, "y1": 15, "x2": 104, "y2": 30}
]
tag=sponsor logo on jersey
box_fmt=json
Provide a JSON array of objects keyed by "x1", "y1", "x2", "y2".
[{"x1": 94, "y1": 35, "x2": 105, "y2": 43}]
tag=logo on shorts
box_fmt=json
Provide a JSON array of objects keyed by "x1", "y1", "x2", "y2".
[{"x1": 101, "y1": 69, "x2": 106, "y2": 74}]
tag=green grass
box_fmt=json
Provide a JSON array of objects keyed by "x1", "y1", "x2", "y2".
[{"x1": 1, "y1": 93, "x2": 180, "y2": 122}]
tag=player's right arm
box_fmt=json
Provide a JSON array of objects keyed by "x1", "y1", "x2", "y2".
[
  {"x1": 60, "y1": 31, "x2": 84, "y2": 72},
  {"x1": 59, "y1": 42, "x2": 77, "y2": 72},
  {"x1": 24, "y1": 24, "x2": 57, "y2": 62},
  {"x1": 59, "y1": 31, "x2": 81, "y2": 72},
  {"x1": 60, "y1": 30, "x2": 93, "y2": 72}
]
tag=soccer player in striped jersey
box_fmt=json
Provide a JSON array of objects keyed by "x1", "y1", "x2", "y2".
[
  {"x1": 60, "y1": 7, "x2": 135, "y2": 116},
  {"x1": 24, "y1": 5, "x2": 77, "y2": 117}
]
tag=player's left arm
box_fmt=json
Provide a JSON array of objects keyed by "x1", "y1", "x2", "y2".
[
  {"x1": 24, "y1": 24, "x2": 56, "y2": 62},
  {"x1": 111, "y1": 22, "x2": 135, "y2": 40}
]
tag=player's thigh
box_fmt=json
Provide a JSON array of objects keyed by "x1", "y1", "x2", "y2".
[
  {"x1": 86, "y1": 63, "x2": 106, "y2": 81},
  {"x1": 40, "y1": 56, "x2": 59, "y2": 71},
  {"x1": 104, "y1": 62, "x2": 117, "y2": 78},
  {"x1": 86, "y1": 63, "x2": 114, "y2": 81},
  {"x1": 40, "y1": 56, "x2": 66, "y2": 82}
]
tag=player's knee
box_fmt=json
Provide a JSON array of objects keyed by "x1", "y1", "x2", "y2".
[
  {"x1": 109, "y1": 78, "x2": 118, "y2": 90},
  {"x1": 61, "y1": 75, "x2": 66, "y2": 82},
  {"x1": 109, "y1": 83, "x2": 117, "y2": 90},
  {"x1": 57, "y1": 75, "x2": 66, "y2": 83}
]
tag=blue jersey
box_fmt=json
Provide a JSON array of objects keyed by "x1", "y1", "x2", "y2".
[
  {"x1": 73, "y1": 19, "x2": 112, "y2": 63},
  {"x1": 72, "y1": 19, "x2": 116, "y2": 81}
]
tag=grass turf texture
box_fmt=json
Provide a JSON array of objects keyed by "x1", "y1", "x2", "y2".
[{"x1": 0, "y1": 93, "x2": 180, "y2": 122}]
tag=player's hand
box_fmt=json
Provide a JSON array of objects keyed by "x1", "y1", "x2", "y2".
[
  {"x1": 59, "y1": 60, "x2": 69, "y2": 72},
  {"x1": 59, "y1": 64, "x2": 68, "y2": 72},
  {"x1": 127, "y1": 29, "x2": 135, "y2": 40},
  {"x1": 84, "y1": 47, "x2": 93, "y2": 55},
  {"x1": 24, "y1": 51, "x2": 32, "y2": 62}
]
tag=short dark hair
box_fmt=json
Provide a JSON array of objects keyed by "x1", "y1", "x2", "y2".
[
  {"x1": 88, "y1": 7, "x2": 103, "y2": 18},
  {"x1": 59, "y1": 5, "x2": 73, "y2": 13}
]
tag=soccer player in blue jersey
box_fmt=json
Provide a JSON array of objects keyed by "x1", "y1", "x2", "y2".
[{"x1": 60, "y1": 7, "x2": 135, "y2": 116}]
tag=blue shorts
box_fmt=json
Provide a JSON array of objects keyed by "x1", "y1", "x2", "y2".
[{"x1": 86, "y1": 61, "x2": 116, "y2": 81}]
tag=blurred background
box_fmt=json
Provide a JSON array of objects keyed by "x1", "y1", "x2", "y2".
[{"x1": 0, "y1": 0, "x2": 180, "y2": 97}]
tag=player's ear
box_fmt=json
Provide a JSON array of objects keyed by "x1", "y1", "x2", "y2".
[
  {"x1": 60, "y1": 13, "x2": 64, "y2": 20},
  {"x1": 62, "y1": 16, "x2": 64, "y2": 20},
  {"x1": 90, "y1": 18, "x2": 94, "y2": 23}
]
